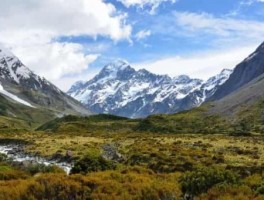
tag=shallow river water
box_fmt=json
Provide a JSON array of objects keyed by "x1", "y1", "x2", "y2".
[{"x1": 0, "y1": 144, "x2": 73, "y2": 174}]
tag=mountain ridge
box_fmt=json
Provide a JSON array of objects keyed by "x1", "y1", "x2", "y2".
[
  {"x1": 68, "y1": 61, "x2": 232, "y2": 118},
  {"x1": 210, "y1": 42, "x2": 264, "y2": 101},
  {"x1": 0, "y1": 46, "x2": 92, "y2": 124}
]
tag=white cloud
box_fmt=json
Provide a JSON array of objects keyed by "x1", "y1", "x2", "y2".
[
  {"x1": 52, "y1": 69, "x2": 100, "y2": 92},
  {"x1": 243, "y1": 0, "x2": 264, "y2": 5},
  {"x1": 118, "y1": 0, "x2": 177, "y2": 14},
  {"x1": 173, "y1": 11, "x2": 264, "y2": 42},
  {"x1": 135, "y1": 30, "x2": 151, "y2": 40},
  {"x1": 228, "y1": 0, "x2": 264, "y2": 16},
  {"x1": 133, "y1": 45, "x2": 259, "y2": 80},
  {"x1": 0, "y1": 0, "x2": 131, "y2": 41},
  {"x1": 13, "y1": 42, "x2": 98, "y2": 80},
  {"x1": 132, "y1": 11, "x2": 264, "y2": 80},
  {"x1": 0, "y1": 0, "x2": 132, "y2": 90}
]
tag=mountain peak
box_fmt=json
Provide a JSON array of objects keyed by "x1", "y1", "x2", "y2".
[
  {"x1": 173, "y1": 75, "x2": 193, "y2": 84},
  {"x1": 174, "y1": 75, "x2": 190, "y2": 80},
  {"x1": 0, "y1": 45, "x2": 15, "y2": 58},
  {"x1": 205, "y1": 68, "x2": 233, "y2": 89},
  {"x1": 103, "y1": 60, "x2": 130, "y2": 72},
  {"x1": 0, "y1": 47, "x2": 33, "y2": 83},
  {"x1": 95, "y1": 60, "x2": 135, "y2": 82}
]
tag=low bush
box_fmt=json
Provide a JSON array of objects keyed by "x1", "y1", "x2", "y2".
[
  {"x1": 71, "y1": 155, "x2": 116, "y2": 174},
  {"x1": 180, "y1": 167, "x2": 239, "y2": 197}
]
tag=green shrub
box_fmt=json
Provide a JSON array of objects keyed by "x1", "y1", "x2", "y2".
[
  {"x1": 21, "y1": 174, "x2": 92, "y2": 200},
  {"x1": 180, "y1": 167, "x2": 239, "y2": 196},
  {"x1": 256, "y1": 180, "x2": 264, "y2": 194},
  {"x1": 71, "y1": 155, "x2": 116, "y2": 174},
  {"x1": 24, "y1": 164, "x2": 65, "y2": 175},
  {"x1": 198, "y1": 184, "x2": 258, "y2": 200}
]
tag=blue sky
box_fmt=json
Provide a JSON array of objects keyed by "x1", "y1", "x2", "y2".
[
  {"x1": 1, "y1": 0, "x2": 264, "y2": 90},
  {"x1": 87, "y1": 0, "x2": 264, "y2": 80}
]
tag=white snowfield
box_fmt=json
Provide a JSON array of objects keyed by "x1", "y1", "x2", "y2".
[{"x1": 0, "y1": 83, "x2": 35, "y2": 108}]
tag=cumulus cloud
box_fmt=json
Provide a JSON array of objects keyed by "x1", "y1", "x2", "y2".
[
  {"x1": 118, "y1": 0, "x2": 177, "y2": 14},
  {"x1": 13, "y1": 43, "x2": 98, "y2": 79},
  {"x1": 0, "y1": 0, "x2": 132, "y2": 90},
  {"x1": 133, "y1": 45, "x2": 259, "y2": 80},
  {"x1": 0, "y1": 0, "x2": 131, "y2": 41}
]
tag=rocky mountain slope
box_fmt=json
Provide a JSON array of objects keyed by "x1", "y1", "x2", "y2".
[
  {"x1": 0, "y1": 46, "x2": 91, "y2": 124},
  {"x1": 68, "y1": 60, "x2": 232, "y2": 118},
  {"x1": 210, "y1": 42, "x2": 264, "y2": 101},
  {"x1": 210, "y1": 73, "x2": 264, "y2": 117},
  {"x1": 207, "y1": 42, "x2": 264, "y2": 121}
]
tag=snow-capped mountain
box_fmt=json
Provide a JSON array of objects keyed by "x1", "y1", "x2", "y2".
[
  {"x1": 0, "y1": 46, "x2": 91, "y2": 117},
  {"x1": 68, "y1": 60, "x2": 233, "y2": 118},
  {"x1": 0, "y1": 47, "x2": 61, "y2": 95}
]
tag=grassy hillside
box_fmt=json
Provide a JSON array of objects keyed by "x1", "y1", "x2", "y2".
[
  {"x1": 36, "y1": 97, "x2": 264, "y2": 137},
  {"x1": 135, "y1": 105, "x2": 232, "y2": 134},
  {"x1": 36, "y1": 114, "x2": 139, "y2": 134},
  {"x1": 0, "y1": 94, "x2": 58, "y2": 131},
  {"x1": 36, "y1": 106, "x2": 248, "y2": 135}
]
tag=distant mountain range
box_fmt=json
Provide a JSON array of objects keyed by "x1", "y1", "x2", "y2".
[
  {"x1": 40, "y1": 41, "x2": 264, "y2": 136},
  {"x1": 68, "y1": 60, "x2": 232, "y2": 118},
  {"x1": 1, "y1": 40, "x2": 264, "y2": 125},
  {"x1": 0, "y1": 46, "x2": 91, "y2": 124}
]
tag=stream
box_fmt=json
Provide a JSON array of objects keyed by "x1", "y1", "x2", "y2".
[{"x1": 0, "y1": 144, "x2": 73, "y2": 174}]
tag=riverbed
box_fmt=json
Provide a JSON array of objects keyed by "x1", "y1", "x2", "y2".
[{"x1": 0, "y1": 144, "x2": 73, "y2": 174}]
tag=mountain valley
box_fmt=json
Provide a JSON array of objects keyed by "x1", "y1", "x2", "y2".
[
  {"x1": 2, "y1": 1, "x2": 264, "y2": 199},
  {"x1": 1, "y1": 40, "x2": 264, "y2": 200}
]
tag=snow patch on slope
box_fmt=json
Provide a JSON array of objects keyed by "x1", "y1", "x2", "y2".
[{"x1": 0, "y1": 83, "x2": 34, "y2": 108}]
